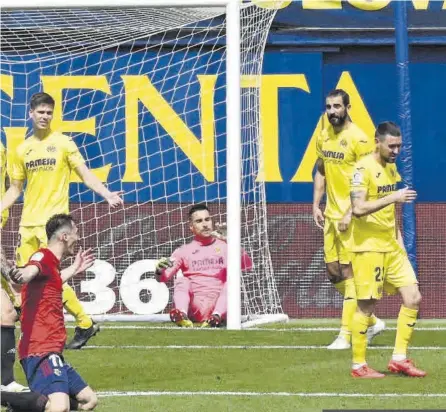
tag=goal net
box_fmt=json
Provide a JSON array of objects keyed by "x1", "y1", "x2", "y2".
[{"x1": 1, "y1": 2, "x2": 288, "y2": 326}]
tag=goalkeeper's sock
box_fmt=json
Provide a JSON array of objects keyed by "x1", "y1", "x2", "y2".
[
  {"x1": 62, "y1": 283, "x2": 92, "y2": 329},
  {"x1": 339, "y1": 278, "x2": 357, "y2": 342},
  {"x1": 0, "y1": 391, "x2": 48, "y2": 412},
  {"x1": 352, "y1": 311, "x2": 370, "y2": 366},
  {"x1": 393, "y1": 305, "x2": 418, "y2": 358},
  {"x1": 1, "y1": 326, "x2": 16, "y2": 386}
]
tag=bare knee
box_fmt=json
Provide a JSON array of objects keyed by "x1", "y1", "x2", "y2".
[
  {"x1": 357, "y1": 299, "x2": 376, "y2": 317},
  {"x1": 1, "y1": 290, "x2": 18, "y2": 326},
  {"x1": 400, "y1": 285, "x2": 422, "y2": 309},
  {"x1": 326, "y1": 262, "x2": 343, "y2": 284},
  {"x1": 77, "y1": 387, "x2": 98, "y2": 410}
]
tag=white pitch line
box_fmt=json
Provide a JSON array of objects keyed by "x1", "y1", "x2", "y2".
[
  {"x1": 65, "y1": 325, "x2": 446, "y2": 332},
  {"x1": 97, "y1": 390, "x2": 446, "y2": 398},
  {"x1": 84, "y1": 345, "x2": 446, "y2": 350}
]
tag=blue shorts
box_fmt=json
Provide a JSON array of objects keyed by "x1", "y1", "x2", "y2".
[{"x1": 21, "y1": 353, "x2": 87, "y2": 396}]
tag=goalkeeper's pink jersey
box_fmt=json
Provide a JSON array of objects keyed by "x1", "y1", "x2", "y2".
[{"x1": 159, "y1": 237, "x2": 252, "y2": 286}]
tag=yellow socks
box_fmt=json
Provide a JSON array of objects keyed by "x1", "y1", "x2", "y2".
[
  {"x1": 352, "y1": 311, "x2": 370, "y2": 366},
  {"x1": 339, "y1": 278, "x2": 357, "y2": 342},
  {"x1": 369, "y1": 314, "x2": 377, "y2": 327},
  {"x1": 62, "y1": 283, "x2": 93, "y2": 329},
  {"x1": 394, "y1": 305, "x2": 418, "y2": 358}
]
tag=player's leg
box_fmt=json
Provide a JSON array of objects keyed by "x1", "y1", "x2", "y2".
[
  {"x1": 72, "y1": 386, "x2": 97, "y2": 410},
  {"x1": 0, "y1": 390, "x2": 49, "y2": 411},
  {"x1": 200, "y1": 283, "x2": 226, "y2": 328},
  {"x1": 324, "y1": 219, "x2": 351, "y2": 348},
  {"x1": 350, "y1": 252, "x2": 385, "y2": 378},
  {"x1": 386, "y1": 251, "x2": 425, "y2": 377},
  {"x1": 66, "y1": 362, "x2": 97, "y2": 410},
  {"x1": 1, "y1": 286, "x2": 29, "y2": 392},
  {"x1": 170, "y1": 276, "x2": 193, "y2": 327}
]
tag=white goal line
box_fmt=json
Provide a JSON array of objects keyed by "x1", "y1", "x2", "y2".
[
  {"x1": 97, "y1": 390, "x2": 446, "y2": 398},
  {"x1": 83, "y1": 345, "x2": 446, "y2": 350}
]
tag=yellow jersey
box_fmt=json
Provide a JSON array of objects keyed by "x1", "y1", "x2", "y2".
[
  {"x1": 350, "y1": 154, "x2": 401, "y2": 252},
  {"x1": 9, "y1": 131, "x2": 85, "y2": 227},
  {"x1": 1, "y1": 142, "x2": 9, "y2": 226},
  {"x1": 316, "y1": 122, "x2": 374, "y2": 220}
]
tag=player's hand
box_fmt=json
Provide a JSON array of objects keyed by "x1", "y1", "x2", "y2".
[
  {"x1": 313, "y1": 206, "x2": 325, "y2": 230},
  {"x1": 394, "y1": 187, "x2": 417, "y2": 203},
  {"x1": 338, "y1": 213, "x2": 352, "y2": 232},
  {"x1": 211, "y1": 222, "x2": 227, "y2": 241},
  {"x1": 106, "y1": 191, "x2": 124, "y2": 208},
  {"x1": 73, "y1": 247, "x2": 95, "y2": 275},
  {"x1": 9, "y1": 267, "x2": 24, "y2": 284},
  {"x1": 156, "y1": 257, "x2": 173, "y2": 273}
]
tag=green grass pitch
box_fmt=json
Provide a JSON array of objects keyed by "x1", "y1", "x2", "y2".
[{"x1": 7, "y1": 320, "x2": 446, "y2": 411}]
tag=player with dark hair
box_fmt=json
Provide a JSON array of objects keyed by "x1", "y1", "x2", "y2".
[
  {"x1": 1, "y1": 91, "x2": 123, "y2": 349},
  {"x1": 155, "y1": 203, "x2": 252, "y2": 328},
  {"x1": 313, "y1": 89, "x2": 385, "y2": 349},
  {"x1": 349, "y1": 121, "x2": 425, "y2": 378},
  {"x1": 1, "y1": 214, "x2": 98, "y2": 411}
]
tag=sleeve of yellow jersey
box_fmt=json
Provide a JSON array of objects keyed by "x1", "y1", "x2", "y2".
[
  {"x1": 352, "y1": 130, "x2": 375, "y2": 161},
  {"x1": 8, "y1": 145, "x2": 26, "y2": 181},
  {"x1": 315, "y1": 130, "x2": 325, "y2": 159},
  {"x1": 63, "y1": 135, "x2": 85, "y2": 170},
  {"x1": 350, "y1": 161, "x2": 370, "y2": 193}
]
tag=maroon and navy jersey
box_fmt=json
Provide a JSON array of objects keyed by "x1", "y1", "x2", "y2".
[{"x1": 19, "y1": 248, "x2": 66, "y2": 359}]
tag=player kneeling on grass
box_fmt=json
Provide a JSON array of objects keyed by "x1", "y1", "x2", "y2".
[
  {"x1": 349, "y1": 122, "x2": 425, "y2": 379},
  {"x1": 155, "y1": 204, "x2": 252, "y2": 328},
  {"x1": 1, "y1": 214, "x2": 98, "y2": 411}
]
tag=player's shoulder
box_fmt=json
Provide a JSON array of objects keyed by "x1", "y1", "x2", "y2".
[
  {"x1": 29, "y1": 249, "x2": 46, "y2": 263},
  {"x1": 49, "y1": 131, "x2": 75, "y2": 147},
  {"x1": 348, "y1": 123, "x2": 370, "y2": 142},
  {"x1": 354, "y1": 154, "x2": 375, "y2": 172}
]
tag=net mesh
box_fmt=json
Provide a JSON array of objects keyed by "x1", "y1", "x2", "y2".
[{"x1": 1, "y1": 4, "x2": 287, "y2": 323}]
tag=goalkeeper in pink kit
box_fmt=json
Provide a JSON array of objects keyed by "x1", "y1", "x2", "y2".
[{"x1": 155, "y1": 204, "x2": 252, "y2": 328}]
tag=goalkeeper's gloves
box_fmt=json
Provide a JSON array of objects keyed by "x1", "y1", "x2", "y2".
[{"x1": 155, "y1": 257, "x2": 173, "y2": 275}]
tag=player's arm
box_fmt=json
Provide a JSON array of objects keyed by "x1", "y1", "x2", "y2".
[
  {"x1": 74, "y1": 164, "x2": 124, "y2": 208},
  {"x1": 312, "y1": 158, "x2": 325, "y2": 229},
  {"x1": 350, "y1": 187, "x2": 417, "y2": 218},
  {"x1": 155, "y1": 253, "x2": 182, "y2": 282},
  {"x1": 61, "y1": 247, "x2": 95, "y2": 283},
  {"x1": 0, "y1": 179, "x2": 24, "y2": 214},
  {"x1": 9, "y1": 264, "x2": 40, "y2": 284},
  {"x1": 0, "y1": 243, "x2": 13, "y2": 282}
]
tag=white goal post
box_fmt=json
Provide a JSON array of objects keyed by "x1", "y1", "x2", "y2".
[{"x1": 1, "y1": 0, "x2": 289, "y2": 329}]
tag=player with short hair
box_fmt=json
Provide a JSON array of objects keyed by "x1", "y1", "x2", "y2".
[
  {"x1": 313, "y1": 89, "x2": 385, "y2": 349},
  {"x1": 349, "y1": 121, "x2": 425, "y2": 378},
  {"x1": 1, "y1": 214, "x2": 98, "y2": 412},
  {"x1": 0, "y1": 92, "x2": 123, "y2": 349},
  {"x1": 1, "y1": 141, "x2": 29, "y2": 393},
  {"x1": 155, "y1": 203, "x2": 252, "y2": 328}
]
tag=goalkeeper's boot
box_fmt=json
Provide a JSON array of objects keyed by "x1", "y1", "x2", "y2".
[
  {"x1": 388, "y1": 359, "x2": 426, "y2": 377},
  {"x1": 351, "y1": 365, "x2": 385, "y2": 379},
  {"x1": 367, "y1": 318, "x2": 386, "y2": 345},
  {"x1": 65, "y1": 322, "x2": 100, "y2": 350},
  {"x1": 327, "y1": 334, "x2": 351, "y2": 350},
  {"x1": 169, "y1": 309, "x2": 193, "y2": 328},
  {"x1": 200, "y1": 314, "x2": 222, "y2": 328}
]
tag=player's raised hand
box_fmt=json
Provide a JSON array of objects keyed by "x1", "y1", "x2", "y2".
[
  {"x1": 106, "y1": 190, "x2": 124, "y2": 208},
  {"x1": 211, "y1": 222, "x2": 227, "y2": 241},
  {"x1": 155, "y1": 257, "x2": 173, "y2": 273},
  {"x1": 73, "y1": 247, "x2": 95, "y2": 275},
  {"x1": 313, "y1": 206, "x2": 325, "y2": 230},
  {"x1": 394, "y1": 187, "x2": 417, "y2": 203}
]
